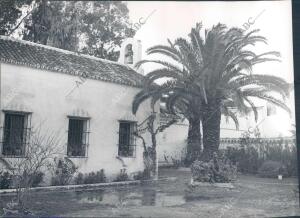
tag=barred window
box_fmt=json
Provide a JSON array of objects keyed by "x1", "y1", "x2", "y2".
[
  {"x1": 67, "y1": 117, "x2": 90, "y2": 157},
  {"x1": 118, "y1": 121, "x2": 136, "y2": 157},
  {"x1": 2, "y1": 112, "x2": 31, "y2": 157}
]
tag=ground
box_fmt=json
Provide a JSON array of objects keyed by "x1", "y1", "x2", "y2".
[{"x1": 0, "y1": 168, "x2": 299, "y2": 217}]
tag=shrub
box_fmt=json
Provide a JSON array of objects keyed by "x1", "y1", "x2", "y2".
[
  {"x1": 224, "y1": 146, "x2": 262, "y2": 174},
  {"x1": 74, "y1": 172, "x2": 84, "y2": 185},
  {"x1": 51, "y1": 159, "x2": 77, "y2": 186},
  {"x1": 84, "y1": 170, "x2": 106, "y2": 184},
  {"x1": 191, "y1": 153, "x2": 237, "y2": 183},
  {"x1": 133, "y1": 170, "x2": 151, "y2": 180},
  {"x1": 74, "y1": 170, "x2": 106, "y2": 185},
  {"x1": 95, "y1": 169, "x2": 106, "y2": 183},
  {"x1": 223, "y1": 137, "x2": 297, "y2": 176},
  {"x1": 0, "y1": 171, "x2": 13, "y2": 189},
  {"x1": 84, "y1": 172, "x2": 96, "y2": 184},
  {"x1": 30, "y1": 171, "x2": 44, "y2": 187},
  {"x1": 114, "y1": 169, "x2": 130, "y2": 182},
  {"x1": 0, "y1": 171, "x2": 44, "y2": 189},
  {"x1": 258, "y1": 160, "x2": 288, "y2": 178}
]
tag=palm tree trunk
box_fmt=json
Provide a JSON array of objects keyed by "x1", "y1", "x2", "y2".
[
  {"x1": 151, "y1": 134, "x2": 158, "y2": 180},
  {"x1": 185, "y1": 115, "x2": 201, "y2": 165},
  {"x1": 201, "y1": 101, "x2": 221, "y2": 160}
]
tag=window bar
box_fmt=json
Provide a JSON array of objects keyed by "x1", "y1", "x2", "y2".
[
  {"x1": 86, "y1": 120, "x2": 90, "y2": 157},
  {"x1": 133, "y1": 123, "x2": 137, "y2": 157}
]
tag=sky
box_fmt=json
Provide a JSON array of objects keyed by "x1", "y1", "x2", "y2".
[
  {"x1": 127, "y1": 0, "x2": 293, "y2": 82},
  {"x1": 127, "y1": 0, "x2": 295, "y2": 136}
]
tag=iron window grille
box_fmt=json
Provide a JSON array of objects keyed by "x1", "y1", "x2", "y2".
[
  {"x1": 118, "y1": 121, "x2": 137, "y2": 157},
  {"x1": 1, "y1": 111, "x2": 32, "y2": 157},
  {"x1": 67, "y1": 117, "x2": 90, "y2": 157}
]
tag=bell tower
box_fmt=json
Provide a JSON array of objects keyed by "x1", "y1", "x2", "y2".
[{"x1": 118, "y1": 38, "x2": 143, "y2": 74}]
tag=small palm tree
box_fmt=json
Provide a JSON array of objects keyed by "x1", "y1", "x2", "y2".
[{"x1": 132, "y1": 22, "x2": 290, "y2": 161}]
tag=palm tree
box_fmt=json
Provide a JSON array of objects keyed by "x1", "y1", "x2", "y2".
[
  {"x1": 193, "y1": 23, "x2": 290, "y2": 158},
  {"x1": 132, "y1": 22, "x2": 290, "y2": 161},
  {"x1": 131, "y1": 47, "x2": 204, "y2": 165}
]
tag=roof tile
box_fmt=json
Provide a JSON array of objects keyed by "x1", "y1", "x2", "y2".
[{"x1": 0, "y1": 36, "x2": 144, "y2": 88}]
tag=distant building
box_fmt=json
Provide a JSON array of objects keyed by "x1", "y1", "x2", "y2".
[{"x1": 157, "y1": 93, "x2": 294, "y2": 164}]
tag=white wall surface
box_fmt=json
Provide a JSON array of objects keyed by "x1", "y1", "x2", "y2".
[{"x1": 0, "y1": 63, "x2": 156, "y2": 181}]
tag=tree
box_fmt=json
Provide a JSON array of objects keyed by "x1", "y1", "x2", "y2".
[
  {"x1": 79, "y1": 1, "x2": 135, "y2": 61},
  {"x1": 0, "y1": 0, "x2": 33, "y2": 35},
  {"x1": 1, "y1": 125, "x2": 63, "y2": 215},
  {"x1": 160, "y1": 91, "x2": 202, "y2": 165},
  {"x1": 1, "y1": 1, "x2": 134, "y2": 60},
  {"x1": 21, "y1": 1, "x2": 135, "y2": 60},
  {"x1": 134, "y1": 112, "x2": 176, "y2": 179},
  {"x1": 132, "y1": 22, "x2": 290, "y2": 161},
  {"x1": 192, "y1": 23, "x2": 290, "y2": 159},
  {"x1": 22, "y1": 0, "x2": 53, "y2": 45},
  {"x1": 132, "y1": 44, "x2": 205, "y2": 165}
]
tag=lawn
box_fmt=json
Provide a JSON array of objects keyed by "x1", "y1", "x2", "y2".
[{"x1": 0, "y1": 168, "x2": 299, "y2": 217}]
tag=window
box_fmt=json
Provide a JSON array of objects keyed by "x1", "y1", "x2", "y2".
[
  {"x1": 2, "y1": 112, "x2": 31, "y2": 156},
  {"x1": 118, "y1": 121, "x2": 136, "y2": 157},
  {"x1": 67, "y1": 117, "x2": 90, "y2": 157}
]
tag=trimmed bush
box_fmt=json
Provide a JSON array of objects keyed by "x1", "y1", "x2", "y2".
[
  {"x1": 191, "y1": 153, "x2": 237, "y2": 183},
  {"x1": 258, "y1": 160, "x2": 288, "y2": 178}
]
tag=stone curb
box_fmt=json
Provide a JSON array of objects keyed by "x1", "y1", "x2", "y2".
[
  {"x1": 0, "y1": 180, "x2": 141, "y2": 195},
  {"x1": 0, "y1": 177, "x2": 178, "y2": 195}
]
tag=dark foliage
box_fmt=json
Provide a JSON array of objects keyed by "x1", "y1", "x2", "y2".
[
  {"x1": 0, "y1": 0, "x2": 33, "y2": 35},
  {"x1": 223, "y1": 137, "x2": 297, "y2": 177},
  {"x1": 30, "y1": 171, "x2": 44, "y2": 187},
  {"x1": 74, "y1": 172, "x2": 84, "y2": 185},
  {"x1": 258, "y1": 160, "x2": 288, "y2": 178},
  {"x1": 0, "y1": 171, "x2": 13, "y2": 189},
  {"x1": 51, "y1": 159, "x2": 77, "y2": 186},
  {"x1": 1, "y1": 1, "x2": 135, "y2": 60},
  {"x1": 133, "y1": 170, "x2": 151, "y2": 180},
  {"x1": 191, "y1": 152, "x2": 237, "y2": 183},
  {"x1": 113, "y1": 169, "x2": 130, "y2": 182},
  {"x1": 74, "y1": 170, "x2": 107, "y2": 185}
]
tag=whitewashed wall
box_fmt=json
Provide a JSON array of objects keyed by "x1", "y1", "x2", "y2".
[
  {"x1": 0, "y1": 63, "x2": 156, "y2": 181},
  {"x1": 157, "y1": 102, "x2": 294, "y2": 163},
  {"x1": 157, "y1": 121, "x2": 188, "y2": 163}
]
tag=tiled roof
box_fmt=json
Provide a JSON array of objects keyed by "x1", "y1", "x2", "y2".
[{"x1": 0, "y1": 36, "x2": 144, "y2": 87}]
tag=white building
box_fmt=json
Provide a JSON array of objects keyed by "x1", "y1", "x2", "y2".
[
  {"x1": 0, "y1": 35, "x2": 294, "y2": 178},
  {"x1": 0, "y1": 36, "x2": 157, "y2": 182},
  {"x1": 157, "y1": 99, "x2": 295, "y2": 163}
]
